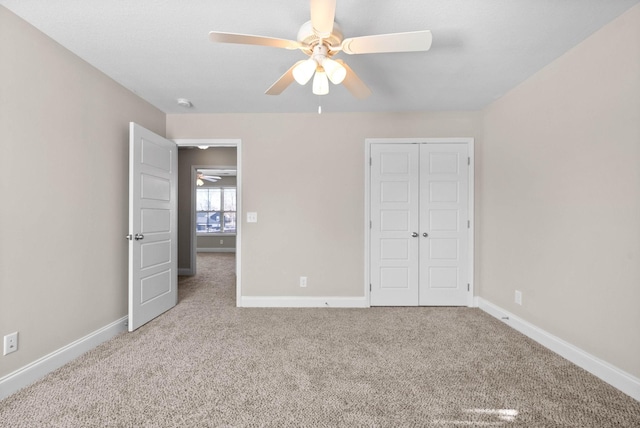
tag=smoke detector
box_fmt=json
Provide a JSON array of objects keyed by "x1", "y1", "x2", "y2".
[{"x1": 177, "y1": 98, "x2": 193, "y2": 108}]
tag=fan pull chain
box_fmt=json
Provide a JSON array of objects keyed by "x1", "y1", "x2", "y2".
[{"x1": 318, "y1": 96, "x2": 322, "y2": 114}]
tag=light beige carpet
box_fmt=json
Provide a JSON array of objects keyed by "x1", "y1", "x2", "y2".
[{"x1": 1, "y1": 253, "x2": 639, "y2": 427}]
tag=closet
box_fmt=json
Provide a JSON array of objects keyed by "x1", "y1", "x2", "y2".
[{"x1": 369, "y1": 140, "x2": 472, "y2": 306}]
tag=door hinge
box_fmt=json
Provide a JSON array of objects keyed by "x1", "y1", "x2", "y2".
[
  {"x1": 370, "y1": 284, "x2": 372, "y2": 292},
  {"x1": 468, "y1": 157, "x2": 471, "y2": 166},
  {"x1": 467, "y1": 220, "x2": 470, "y2": 228},
  {"x1": 467, "y1": 284, "x2": 470, "y2": 292}
]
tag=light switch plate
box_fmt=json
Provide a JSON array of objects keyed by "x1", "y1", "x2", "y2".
[{"x1": 247, "y1": 212, "x2": 258, "y2": 223}]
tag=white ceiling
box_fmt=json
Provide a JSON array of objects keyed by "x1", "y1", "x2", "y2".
[{"x1": 2, "y1": 0, "x2": 638, "y2": 114}]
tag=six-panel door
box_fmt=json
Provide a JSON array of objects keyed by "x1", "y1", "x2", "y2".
[
  {"x1": 370, "y1": 142, "x2": 469, "y2": 306},
  {"x1": 370, "y1": 144, "x2": 420, "y2": 306},
  {"x1": 419, "y1": 144, "x2": 469, "y2": 306}
]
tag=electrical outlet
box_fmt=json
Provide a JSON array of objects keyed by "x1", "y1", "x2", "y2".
[
  {"x1": 3, "y1": 332, "x2": 18, "y2": 356},
  {"x1": 300, "y1": 276, "x2": 307, "y2": 287},
  {"x1": 220, "y1": 239, "x2": 224, "y2": 244},
  {"x1": 515, "y1": 290, "x2": 522, "y2": 306}
]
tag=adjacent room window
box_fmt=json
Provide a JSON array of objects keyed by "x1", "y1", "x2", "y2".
[{"x1": 196, "y1": 187, "x2": 236, "y2": 233}]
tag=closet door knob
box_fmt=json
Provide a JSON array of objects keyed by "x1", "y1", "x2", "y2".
[
  {"x1": 411, "y1": 232, "x2": 418, "y2": 237},
  {"x1": 423, "y1": 232, "x2": 428, "y2": 237}
]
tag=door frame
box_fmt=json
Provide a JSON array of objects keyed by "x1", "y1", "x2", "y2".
[
  {"x1": 175, "y1": 138, "x2": 242, "y2": 306},
  {"x1": 364, "y1": 138, "x2": 475, "y2": 307}
]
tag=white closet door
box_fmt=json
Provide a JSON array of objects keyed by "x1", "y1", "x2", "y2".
[
  {"x1": 369, "y1": 142, "x2": 470, "y2": 307},
  {"x1": 370, "y1": 144, "x2": 420, "y2": 306},
  {"x1": 419, "y1": 144, "x2": 469, "y2": 306}
]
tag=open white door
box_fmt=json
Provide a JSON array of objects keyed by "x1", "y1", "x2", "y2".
[{"x1": 128, "y1": 123, "x2": 178, "y2": 331}]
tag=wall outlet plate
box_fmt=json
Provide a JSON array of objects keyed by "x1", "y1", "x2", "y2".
[
  {"x1": 515, "y1": 290, "x2": 523, "y2": 305},
  {"x1": 3, "y1": 332, "x2": 18, "y2": 356}
]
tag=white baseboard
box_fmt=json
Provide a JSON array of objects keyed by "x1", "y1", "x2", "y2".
[
  {"x1": 0, "y1": 316, "x2": 128, "y2": 401},
  {"x1": 240, "y1": 296, "x2": 369, "y2": 308},
  {"x1": 477, "y1": 298, "x2": 640, "y2": 401},
  {"x1": 196, "y1": 248, "x2": 236, "y2": 253}
]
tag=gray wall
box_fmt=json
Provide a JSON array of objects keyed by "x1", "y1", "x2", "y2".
[
  {"x1": 1, "y1": 7, "x2": 166, "y2": 377},
  {"x1": 167, "y1": 111, "x2": 484, "y2": 299},
  {"x1": 197, "y1": 235, "x2": 237, "y2": 252},
  {"x1": 480, "y1": 5, "x2": 640, "y2": 378}
]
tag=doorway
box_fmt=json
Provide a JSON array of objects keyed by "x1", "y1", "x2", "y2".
[
  {"x1": 175, "y1": 139, "x2": 242, "y2": 306},
  {"x1": 365, "y1": 138, "x2": 475, "y2": 307}
]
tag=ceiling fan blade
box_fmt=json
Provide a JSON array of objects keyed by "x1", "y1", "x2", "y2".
[
  {"x1": 341, "y1": 30, "x2": 432, "y2": 55},
  {"x1": 335, "y1": 60, "x2": 371, "y2": 99},
  {"x1": 209, "y1": 31, "x2": 301, "y2": 50},
  {"x1": 310, "y1": 0, "x2": 336, "y2": 38},
  {"x1": 203, "y1": 177, "x2": 219, "y2": 183},
  {"x1": 203, "y1": 175, "x2": 222, "y2": 180},
  {"x1": 265, "y1": 60, "x2": 305, "y2": 95}
]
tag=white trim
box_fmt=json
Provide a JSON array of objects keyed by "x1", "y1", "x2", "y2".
[
  {"x1": 478, "y1": 298, "x2": 640, "y2": 401},
  {"x1": 467, "y1": 141, "x2": 475, "y2": 306},
  {"x1": 0, "y1": 316, "x2": 128, "y2": 401},
  {"x1": 364, "y1": 142, "x2": 371, "y2": 304},
  {"x1": 240, "y1": 296, "x2": 370, "y2": 308},
  {"x1": 196, "y1": 248, "x2": 236, "y2": 253},
  {"x1": 172, "y1": 139, "x2": 242, "y2": 306},
  {"x1": 174, "y1": 138, "x2": 239, "y2": 147},
  {"x1": 364, "y1": 138, "x2": 475, "y2": 307},
  {"x1": 189, "y1": 166, "x2": 198, "y2": 276}
]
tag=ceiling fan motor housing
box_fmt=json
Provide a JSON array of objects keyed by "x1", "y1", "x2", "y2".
[{"x1": 297, "y1": 20, "x2": 343, "y2": 55}]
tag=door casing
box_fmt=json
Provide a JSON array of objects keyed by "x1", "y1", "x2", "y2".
[{"x1": 364, "y1": 138, "x2": 475, "y2": 307}]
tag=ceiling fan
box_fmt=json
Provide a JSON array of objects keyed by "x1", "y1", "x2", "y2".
[
  {"x1": 209, "y1": 0, "x2": 432, "y2": 98},
  {"x1": 197, "y1": 173, "x2": 221, "y2": 186}
]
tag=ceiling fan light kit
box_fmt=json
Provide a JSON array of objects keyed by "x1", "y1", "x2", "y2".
[
  {"x1": 321, "y1": 57, "x2": 346, "y2": 85},
  {"x1": 292, "y1": 44, "x2": 346, "y2": 92},
  {"x1": 292, "y1": 58, "x2": 317, "y2": 85},
  {"x1": 209, "y1": 0, "x2": 432, "y2": 100},
  {"x1": 312, "y1": 68, "x2": 329, "y2": 95}
]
